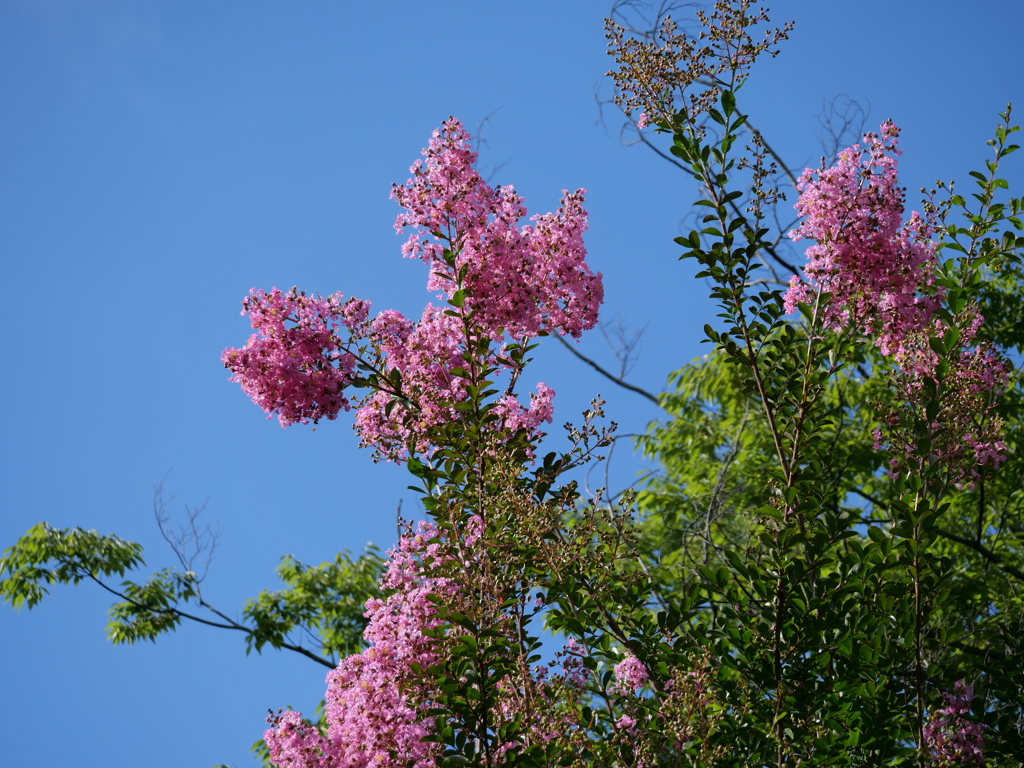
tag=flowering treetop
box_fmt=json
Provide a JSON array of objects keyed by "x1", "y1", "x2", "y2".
[
  {"x1": 783, "y1": 121, "x2": 941, "y2": 359},
  {"x1": 222, "y1": 118, "x2": 603, "y2": 461}
]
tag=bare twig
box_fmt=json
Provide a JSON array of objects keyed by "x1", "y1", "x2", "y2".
[
  {"x1": 554, "y1": 334, "x2": 661, "y2": 406},
  {"x1": 599, "y1": 313, "x2": 649, "y2": 379},
  {"x1": 608, "y1": 0, "x2": 703, "y2": 39},
  {"x1": 472, "y1": 109, "x2": 510, "y2": 185},
  {"x1": 818, "y1": 94, "x2": 870, "y2": 160},
  {"x1": 153, "y1": 479, "x2": 222, "y2": 589}
]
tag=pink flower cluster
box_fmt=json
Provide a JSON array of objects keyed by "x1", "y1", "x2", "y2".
[
  {"x1": 392, "y1": 118, "x2": 603, "y2": 341},
  {"x1": 224, "y1": 120, "x2": 601, "y2": 461},
  {"x1": 610, "y1": 654, "x2": 649, "y2": 738},
  {"x1": 355, "y1": 118, "x2": 599, "y2": 459},
  {"x1": 492, "y1": 383, "x2": 556, "y2": 436},
  {"x1": 783, "y1": 123, "x2": 1010, "y2": 481},
  {"x1": 263, "y1": 516, "x2": 603, "y2": 768},
  {"x1": 492, "y1": 638, "x2": 593, "y2": 754},
  {"x1": 264, "y1": 522, "x2": 451, "y2": 768},
  {"x1": 222, "y1": 288, "x2": 363, "y2": 426},
  {"x1": 352, "y1": 306, "x2": 558, "y2": 460},
  {"x1": 783, "y1": 121, "x2": 940, "y2": 357},
  {"x1": 263, "y1": 711, "x2": 333, "y2": 768},
  {"x1": 353, "y1": 305, "x2": 467, "y2": 457},
  {"x1": 924, "y1": 681, "x2": 985, "y2": 767},
  {"x1": 613, "y1": 654, "x2": 649, "y2": 693}
]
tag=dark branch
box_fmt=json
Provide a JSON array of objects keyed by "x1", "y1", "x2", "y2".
[
  {"x1": 934, "y1": 527, "x2": 1024, "y2": 583},
  {"x1": 84, "y1": 569, "x2": 336, "y2": 670},
  {"x1": 554, "y1": 335, "x2": 661, "y2": 406}
]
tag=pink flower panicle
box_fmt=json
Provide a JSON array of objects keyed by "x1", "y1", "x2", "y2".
[
  {"x1": 492, "y1": 383, "x2": 556, "y2": 436},
  {"x1": 879, "y1": 309, "x2": 1010, "y2": 485},
  {"x1": 784, "y1": 124, "x2": 1010, "y2": 479},
  {"x1": 264, "y1": 520, "x2": 601, "y2": 768},
  {"x1": 782, "y1": 274, "x2": 812, "y2": 314},
  {"x1": 356, "y1": 120, "x2": 601, "y2": 460},
  {"x1": 352, "y1": 310, "x2": 557, "y2": 461},
  {"x1": 609, "y1": 654, "x2": 649, "y2": 742},
  {"x1": 263, "y1": 710, "x2": 334, "y2": 768},
  {"x1": 391, "y1": 118, "x2": 603, "y2": 341},
  {"x1": 924, "y1": 681, "x2": 985, "y2": 767},
  {"x1": 615, "y1": 714, "x2": 638, "y2": 733},
  {"x1": 354, "y1": 305, "x2": 466, "y2": 457},
  {"x1": 613, "y1": 654, "x2": 649, "y2": 693},
  {"x1": 264, "y1": 521, "x2": 451, "y2": 768},
  {"x1": 222, "y1": 288, "x2": 362, "y2": 427},
  {"x1": 226, "y1": 121, "x2": 601, "y2": 461},
  {"x1": 784, "y1": 121, "x2": 940, "y2": 357}
]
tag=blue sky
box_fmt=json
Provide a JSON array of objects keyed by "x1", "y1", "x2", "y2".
[{"x1": 1, "y1": 1, "x2": 1021, "y2": 766}]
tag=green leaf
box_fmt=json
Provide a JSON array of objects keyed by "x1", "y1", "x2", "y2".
[{"x1": 721, "y1": 90, "x2": 736, "y2": 116}]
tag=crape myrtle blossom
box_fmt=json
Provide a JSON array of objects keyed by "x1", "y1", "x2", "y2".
[
  {"x1": 483, "y1": 638, "x2": 596, "y2": 761},
  {"x1": 264, "y1": 521, "x2": 451, "y2": 768},
  {"x1": 924, "y1": 681, "x2": 985, "y2": 767},
  {"x1": 353, "y1": 305, "x2": 467, "y2": 458},
  {"x1": 264, "y1": 519, "x2": 597, "y2": 768},
  {"x1": 872, "y1": 302, "x2": 1009, "y2": 486},
  {"x1": 221, "y1": 288, "x2": 361, "y2": 427},
  {"x1": 880, "y1": 332, "x2": 1009, "y2": 486},
  {"x1": 783, "y1": 121, "x2": 941, "y2": 358},
  {"x1": 352, "y1": 305, "x2": 557, "y2": 462},
  {"x1": 263, "y1": 711, "x2": 334, "y2": 768},
  {"x1": 613, "y1": 654, "x2": 649, "y2": 693},
  {"x1": 782, "y1": 122, "x2": 1009, "y2": 482},
  {"x1": 492, "y1": 383, "x2": 556, "y2": 437},
  {"x1": 224, "y1": 119, "x2": 602, "y2": 461},
  {"x1": 391, "y1": 118, "x2": 603, "y2": 341},
  {"x1": 611, "y1": 654, "x2": 649, "y2": 739},
  {"x1": 606, "y1": 658, "x2": 724, "y2": 767}
]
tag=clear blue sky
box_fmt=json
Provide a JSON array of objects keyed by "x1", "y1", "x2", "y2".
[{"x1": 1, "y1": 1, "x2": 1020, "y2": 766}]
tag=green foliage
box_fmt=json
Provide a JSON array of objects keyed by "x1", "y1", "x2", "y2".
[
  {"x1": 243, "y1": 549, "x2": 384, "y2": 660},
  {"x1": 0, "y1": 521, "x2": 383, "y2": 666},
  {"x1": 0, "y1": 522, "x2": 144, "y2": 610},
  {"x1": 630, "y1": 99, "x2": 1024, "y2": 764}
]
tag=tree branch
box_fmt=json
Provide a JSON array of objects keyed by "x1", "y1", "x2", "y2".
[
  {"x1": 84, "y1": 569, "x2": 336, "y2": 669},
  {"x1": 934, "y1": 527, "x2": 1024, "y2": 583},
  {"x1": 553, "y1": 335, "x2": 661, "y2": 406}
]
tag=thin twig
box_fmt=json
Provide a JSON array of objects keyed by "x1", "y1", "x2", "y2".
[
  {"x1": 83, "y1": 569, "x2": 335, "y2": 669},
  {"x1": 554, "y1": 335, "x2": 661, "y2": 406}
]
